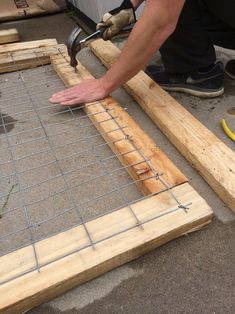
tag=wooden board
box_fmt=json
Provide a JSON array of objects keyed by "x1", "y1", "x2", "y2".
[
  {"x1": 0, "y1": 44, "x2": 63, "y2": 73},
  {"x1": 0, "y1": 38, "x2": 57, "y2": 54},
  {"x1": 0, "y1": 183, "x2": 213, "y2": 314},
  {"x1": 0, "y1": 29, "x2": 19, "y2": 44},
  {"x1": 50, "y1": 46, "x2": 187, "y2": 195},
  {"x1": 90, "y1": 39, "x2": 235, "y2": 213}
]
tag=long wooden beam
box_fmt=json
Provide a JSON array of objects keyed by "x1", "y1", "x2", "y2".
[
  {"x1": 50, "y1": 46, "x2": 187, "y2": 195},
  {"x1": 0, "y1": 183, "x2": 212, "y2": 314},
  {"x1": 0, "y1": 44, "x2": 62, "y2": 73},
  {"x1": 89, "y1": 39, "x2": 235, "y2": 213},
  {"x1": 0, "y1": 28, "x2": 19, "y2": 44},
  {"x1": 0, "y1": 38, "x2": 57, "y2": 54}
]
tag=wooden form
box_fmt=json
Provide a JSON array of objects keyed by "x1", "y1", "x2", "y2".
[
  {"x1": 0, "y1": 42, "x2": 61, "y2": 73},
  {"x1": 0, "y1": 184, "x2": 212, "y2": 314},
  {"x1": 0, "y1": 28, "x2": 19, "y2": 44},
  {"x1": 90, "y1": 39, "x2": 235, "y2": 213},
  {"x1": 0, "y1": 38, "x2": 57, "y2": 54},
  {"x1": 51, "y1": 47, "x2": 187, "y2": 195},
  {"x1": 0, "y1": 42, "x2": 213, "y2": 313}
]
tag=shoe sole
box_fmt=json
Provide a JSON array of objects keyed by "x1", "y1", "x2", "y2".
[{"x1": 161, "y1": 85, "x2": 224, "y2": 98}]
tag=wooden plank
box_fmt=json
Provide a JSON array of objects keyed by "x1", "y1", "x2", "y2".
[
  {"x1": 0, "y1": 44, "x2": 62, "y2": 73},
  {"x1": 90, "y1": 39, "x2": 235, "y2": 213},
  {"x1": 50, "y1": 46, "x2": 187, "y2": 195},
  {"x1": 0, "y1": 38, "x2": 58, "y2": 54},
  {"x1": 0, "y1": 183, "x2": 213, "y2": 314},
  {"x1": 0, "y1": 28, "x2": 19, "y2": 44}
]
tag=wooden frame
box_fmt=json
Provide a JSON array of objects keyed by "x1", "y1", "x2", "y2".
[
  {"x1": 0, "y1": 41, "x2": 212, "y2": 313},
  {"x1": 0, "y1": 39, "x2": 61, "y2": 73},
  {"x1": 89, "y1": 39, "x2": 235, "y2": 213},
  {"x1": 0, "y1": 38, "x2": 57, "y2": 54}
]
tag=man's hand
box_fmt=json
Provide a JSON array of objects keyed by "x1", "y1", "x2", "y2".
[
  {"x1": 49, "y1": 79, "x2": 108, "y2": 106},
  {"x1": 97, "y1": 0, "x2": 136, "y2": 40}
]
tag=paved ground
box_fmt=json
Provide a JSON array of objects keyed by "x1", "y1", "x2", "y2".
[{"x1": 0, "y1": 12, "x2": 234, "y2": 314}]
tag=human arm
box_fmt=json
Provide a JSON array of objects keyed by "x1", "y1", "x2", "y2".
[
  {"x1": 50, "y1": 0, "x2": 185, "y2": 106},
  {"x1": 97, "y1": 0, "x2": 144, "y2": 40}
]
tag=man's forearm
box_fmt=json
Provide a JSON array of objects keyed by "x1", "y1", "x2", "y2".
[
  {"x1": 49, "y1": 0, "x2": 185, "y2": 106},
  {"x1": 100, "y1": 0, "x2": 185, "y2": 94}
]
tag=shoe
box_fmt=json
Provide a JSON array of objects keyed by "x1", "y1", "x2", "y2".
[
  {"x1": 225, "y1": 60, "x2": 235, "y2": 79},
  {"x1": 145, "y1": 62, "x2": 224, "y2": 98}
]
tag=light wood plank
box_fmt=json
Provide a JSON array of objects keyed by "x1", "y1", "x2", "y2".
[
  {"x1": 0, "y1": 28, "x2": 19, "y2": 44},
  {"x1": 90, "y1": 39, "x2": 235, "y2": 213},
  {"x1": 0, "y1": 183, "x2": 213, "y2": 314},
  {"x1": 0, "y1": 44, "x2": 63, "y2": 73},
  {"x1": 0, "y1": 38, "x2": 57, "y2": 54},
  {"x1": 50, "y1": 46, "x2": 187, "y2": 195}
]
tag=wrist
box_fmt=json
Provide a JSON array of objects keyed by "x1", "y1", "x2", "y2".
[{"x1": 98, "y1": 75, "x2": 117, "y2": 96}]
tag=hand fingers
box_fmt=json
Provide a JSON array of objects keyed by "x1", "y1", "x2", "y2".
[
  {"x1": 50, "y1": 95, "x2": 83, "y2": 106},
  {"x1": 50, "y1": 86, "x2": 82, "y2": 103},
  {"x1": 50, "y1": 87, "x2": 85, "y2": 104},
  {"x1": 60, "y1": 98, "x2": 83, "y2": 106},
  {"x1": 50, "y1": 91, "x2": 77, "y2": 102},
  {"x1": 51, "y1": 87, "x2": 78, "y2": 98},
  {"x1": 103, "y1": 26, "x2": 120, "y2": 40},
  {"x1": 96, "y1": 22, "x2": 106, "y2": 30},
  {"x1": 50, "y1": 94, "x2": 75, "y2": 103}
]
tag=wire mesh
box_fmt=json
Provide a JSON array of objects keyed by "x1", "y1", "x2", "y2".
[{"x1": 0, "y1": 49, "x2": 191, "y2": 285}]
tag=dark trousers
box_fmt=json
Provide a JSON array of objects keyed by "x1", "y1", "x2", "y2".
[{"x1": 160, "y1": 0, "x2": 235, "y2": 73}]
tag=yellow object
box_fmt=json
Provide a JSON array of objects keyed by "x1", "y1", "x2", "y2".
[{"x1": 221, "y1": 119, "x2": 235, "y2": 142}]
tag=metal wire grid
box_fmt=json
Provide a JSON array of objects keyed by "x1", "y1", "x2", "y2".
[{"x1": 0, "y1": 49, "x2": 191, "y2": 285}]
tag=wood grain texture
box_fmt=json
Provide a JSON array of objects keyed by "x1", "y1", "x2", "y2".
[
  {"x1": 90, "y1": 39, "x2": 235, "y2": 213},
  {"x1": 0, "y1": 28, "x2": 19, "y2": 44},
  {"x1": 50, "y1": 46, "x2": 187, "y2": 195},
  {"x1": 0, "y1": 38, "x2": 57, "y2": 54},
  {"x1": 0, "y1": 183, "x2": 212, "y2": 314},
  {"x1": 0, "y1": 44, "x2": 62, "y2": 73}
]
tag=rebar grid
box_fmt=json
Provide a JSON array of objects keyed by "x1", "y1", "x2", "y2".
[{"x1": 0, "y1": 49, "x2": 191, "y2": 285}]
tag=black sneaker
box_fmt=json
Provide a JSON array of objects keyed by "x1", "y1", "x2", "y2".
[
  {"x1": 145, "y1": 62, "x2": 224, "y2": 98},
  {"x1": 225, "y1": 60, "x2": 235, "y2": 79}
]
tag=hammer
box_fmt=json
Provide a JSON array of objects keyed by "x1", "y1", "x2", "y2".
[{"x1": 67, "y1": 25, "x2": 133, "y2": 70}]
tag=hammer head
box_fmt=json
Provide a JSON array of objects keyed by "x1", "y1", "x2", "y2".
[{"x1": 67, "y1": 27, "x2": 83, "y2": 69}]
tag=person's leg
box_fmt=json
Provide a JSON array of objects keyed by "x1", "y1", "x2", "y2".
[
  {"x1": 202, "y1": 0, "x2": 235, "y2": 50},
  {"x1": 159, "y1": 0, "x2": 216, "y2": 74},
  {"x1": 159, "y1": 0, "x2": 235, "y2": 73},
  {"x1": 203, "y1": 0, "x2": 235, "y2": 79},
  {"x1": 145, "y1": 0, "x2": 235, "y2": 96}
]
